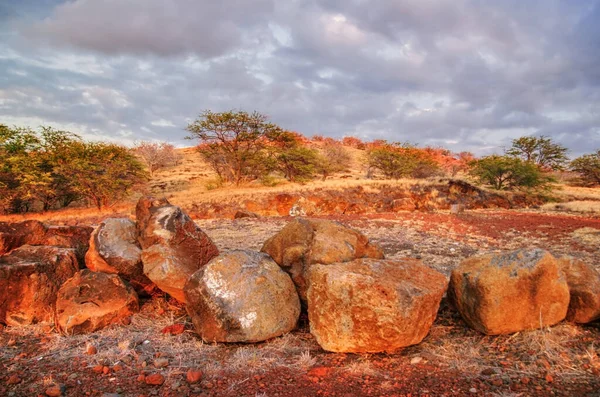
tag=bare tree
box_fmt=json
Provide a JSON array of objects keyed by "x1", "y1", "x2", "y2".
[{"x1": 132, "y1": 141, "x2": 179, "y2": 176}]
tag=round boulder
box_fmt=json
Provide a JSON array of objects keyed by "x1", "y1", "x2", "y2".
[
  {"x1": 55, "y1": 270, "x2": 139, "y2": 334},
  {"x1": 559, "y1": 257, "x2": 600, "y2": 323},
  {"x1": 184, "y1": 250, "x2": 300, "y2": 343},
  {"x1": 136, "y1": 197, "x2": 219, "y2": 302},
  {"x1": 0, "y1": 245, "x2": 79, "y2": 325},
  {"x1": 448, "y1": 249, "x2": 570, "y2": 335},
  {"x1": 307, "y1": 258, "x2": 447, "y2": 353},
  {"x1": 85, "y1": 218, "x2": 153, "y2": 294},
  {"x1": 261, "y1": 218, "x2": 384, "y2": 301}
]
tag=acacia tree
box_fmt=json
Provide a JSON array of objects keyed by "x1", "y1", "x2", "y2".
[
  {"x1": 132, "y1": 141, "x2": 179, "y2": 176},
  {"x1": 570, "y1": 150, "x2": 600, "y2": 186},
  {"x1": 367, "y1": 142, "x2": 440, "y2": 179},
  {"x1": 506, "y1": 135, "x2": 568, "y2": 170},
  {"x1": 318, "y1": 142, "x2": 352, "y2": 179},
  {"x1": 186, "y1": 110, "x2": 284, "y2": 185},
  {"x1": 469, "y1": 155, "x2": 554, "y2": 190}
]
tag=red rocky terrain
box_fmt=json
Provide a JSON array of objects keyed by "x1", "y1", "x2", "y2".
[{"x1": 1, "y1": 209, "x2": 600, "y2": 397}]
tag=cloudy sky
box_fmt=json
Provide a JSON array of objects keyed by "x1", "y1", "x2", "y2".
[{"x1": 1, "y1": 0, "x2": 599, "y2": 156}]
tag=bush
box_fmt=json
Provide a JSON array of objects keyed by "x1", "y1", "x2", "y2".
[
  {"x1": 367, "y1": 142, "x2": 441, "y2": 179},
  {"x1": 469, "y1": 155, "x2": 554, "y2": 191},
  {"x1": 570, "y1": 150, "x2": 600, "y2": 186},
  {"x1": 132, "y1": 141, "x2": 179, "y2": 176},
  {"x1": 318, "y1": 143, "x2": 352, "y2": 179},
  {"x1": 506, "y1": 135, "x2": 568, "y2": 171}
]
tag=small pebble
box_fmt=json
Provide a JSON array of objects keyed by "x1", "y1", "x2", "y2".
[
  {"x1": 186, "y1": 370, "x2": 202, "y2": 384},
  {"x1": 469, "y1": 388, "x2": 477, "y2": 394},
  {"x1": 86, "y1": 344, "x2": 97, "y2": 355},
  {"x1": 145, "y1": 373, "x2": 165, "y2": 386},
  {"x1": 45, "y1": 384, "x2": 65, "y2": 396},
  {"x1": 410, "y1": 357, "x2": 423, "y2": 365},
  {"x1": 153, "y1": 358, "x2": 169, "y2": 368}
]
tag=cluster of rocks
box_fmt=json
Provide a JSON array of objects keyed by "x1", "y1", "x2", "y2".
[{"x1": 1, "y1": 197, "x2": 599, "y2": 354}]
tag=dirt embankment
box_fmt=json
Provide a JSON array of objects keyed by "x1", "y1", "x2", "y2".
[{"x1": 188, "y1": 180, "x2": 546, "y2": 219}]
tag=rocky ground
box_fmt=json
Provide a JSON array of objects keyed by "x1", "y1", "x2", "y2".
[{"x1": 1, "y1": 209, "x2": 600, "y2": 396}]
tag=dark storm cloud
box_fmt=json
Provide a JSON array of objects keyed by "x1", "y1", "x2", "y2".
[{"x1": 0, "y1": 0, "x2": 599, "y2": 155}]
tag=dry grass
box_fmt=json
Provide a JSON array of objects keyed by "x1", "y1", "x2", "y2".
[{"x1": 542, "y1": 200, "x2": 600, "y2": 214}]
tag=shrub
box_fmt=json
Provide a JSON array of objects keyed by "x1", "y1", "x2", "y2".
[
  {"x1": 570, "y1": 150, "x2": 600, "y2": 186},
  {"x1": 367, "y1": 143, "x2": 441, "y2": 179},
  {"x1": 506, "y1": 135, "x2": 568, "y2": 171},
  {"x1": 469, "y1": 155, "x2": 554, "y2": 190},
  {"x1": 132, "y1": 141, "x2": 179, "y2": 176}
]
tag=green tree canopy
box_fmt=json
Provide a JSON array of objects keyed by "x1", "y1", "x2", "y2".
[
  {"x1": 570, "y1": 150, "x2": 600, "y2": 186},
  {"x1": 469, "y1": 155, "x2": 554, "y2": 190},
  {"x1": 506, "y1": 135, "x2": 568, "y2": 170}
]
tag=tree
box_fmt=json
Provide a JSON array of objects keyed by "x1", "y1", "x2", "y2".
[
  {"x1": 318, "y1": 142, "x2": 352, "y2": 179},
  {"x1": 506, "y1": 135, "x2": 568, "y2": 170},
  {"x1": 469, "y1": 155, "x2": 554, "y2": 190},
  {"x1": 265, "y1": 129, "x2": 321, "y2": 182},
  {"x1": 55, "y1": 141, "x2": 148, "y2": 210},
  {"x1": 367, "y1": 142, "x2": 441, "y2": 179},
  {"x1": 132, "y1": 141, "x2": 179, "y2": 176},
  {"x1": 570, "y1": 150, "x2": 600, "y2": 186},
  {"x1": 186, "y1": 110, "x2": 284, "y2": 185}
]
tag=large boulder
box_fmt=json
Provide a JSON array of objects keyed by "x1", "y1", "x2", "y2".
[
  {"x1": 184, "y1": 250, "x2": 300, "y2": 343},
  {"x1": 0, "y1": 245, "x2": 79, "y2": 325},
  {"x1": 448, "y1": 249, "x2": 570, "y2": 335},
  {"x1": 559, "y1": 257, "x2": 600, "y2": 323},
  {"x1": 0, "y1": 220, "x2": 48, "y2": 255},
  {"x1": 306, "y1": 258, "x2": 447, "y2": 353},
  {"x1": 261, "y1": 218, "x2": 384, "y2": 301},
  {"x1": 85, "y1": 218, "x2": 154, "y2": 294},
  {"x1": 136, "y1": 197, "x2": 219, "y2": 302},
  {"x1": 55, "y1": 270, "x2": 139, "y2": 334}
]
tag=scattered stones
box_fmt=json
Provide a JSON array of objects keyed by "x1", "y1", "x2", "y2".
[
  {"x1": 145, "y1": 373, "x2": 165, "y2": 386},
  {"x1": 85, "y1": 344, "x2": 97, "y2": 355},
  {"x1": 85, "y1": 218, "x2": 154, "y2": 295},
  {"x1": 261, "y1": 218, "x2": 384, "y2": 301},
  {"x1": 55, "y1": 270, "x2": 139, "y2": 334},
  {"x1": 6, "y1": 375, "x2": 21, "y2": 385},
  {"x1": 153, "y1": 358, "x2": 169, "y2": 368},
  {"x1": 0, "y1": 245, "x2": 79, "y2": 325},
  {"x1": 448, "y1": 249, "x2": 570, "y2": 335},
  {"x1": 45, "y1": 384, "x2": 65, "y2": 396},
  {"x1": 186, "y1": 369, "x2": 202, "y2": 384},
  {"x1": 559, "y1": 257, "x2": 600, "y2": 323},
  {"x1": 185, "y1": 250, "x2": 300, "y2": 342},
  {"x1": 234, "y1": 210, "x2": 260, "y2": 219},
  {"x1": 307, "y1": 258, "x2": 447, "y2": 352},
  {"x1": 136, "y1": 197, "x2": 219, "y2": 302},
  {"x1": 161, "y1": 323, "x2": 185, "y2": 335}
]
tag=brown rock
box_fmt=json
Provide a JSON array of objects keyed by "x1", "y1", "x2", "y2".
[
  {"x1": 45, "y1": 384, "x2": 65, "y2": 396},
  {"x1": 136, "y1": 196, "x2": 219, "y2": 302},
  {"x1": 55, "y1": 270, "x2": 139, "y2": 334},
  {"x1": 0, "y1": 220, "x2": 47, "y2": 255},
  {"x1": 448, "y1": 249, "x2": 569, "y2": 335},
  {"x1": 6, "y1": 375, "x2": 21, "y2": 384},
  {"x1": 85, "y1": 218, "x2": 154, "y2": 295},
  {"x1": 559, "y1": 257, "x2": 600, "y2": 323},
  {"x1": 0, "y1": 245, "x2": 79, "y2": 325},
  {"x1": 234, "y1": 210, "x2": 260, "y2": 219},
  {"x1": 307, "y1": 258, "x2": 447, "y2": 353},
  {"x1": 43, "y1": 225, "x2": 93, "y2": 254},
  {"x1": 184, "y1": 250, "x2": 300, "y2": 343},
  {"x1": 186, "y1": 369, "x2": 202, "y2": 384},
  {"x1": 145, "y1": 373, "x2": 165, "y2": 386},
  {"x1": 85, "y1": 344, "x2": 97, "y2": 355},
  {"x1": 261, "y1": 218, "x2": 384, "y2": 301}
]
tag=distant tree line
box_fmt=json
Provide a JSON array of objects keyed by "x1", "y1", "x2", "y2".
[
  {"x1": 186, "y1": 110, "x2": 600, "y2": 192},
  {"x1": 0, "y1": 125, "x2": 149, "y2": 214}
]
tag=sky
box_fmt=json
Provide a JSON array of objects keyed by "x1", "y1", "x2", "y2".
[{"x1": 0, "y1": 0, "x2": 599, "y2": 156}]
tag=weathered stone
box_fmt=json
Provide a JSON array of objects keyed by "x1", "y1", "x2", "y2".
[
  {"x1": 136, "y1": 196, "x2": 219, "y2": 302},
  {"x1": 55, "y1": 270, "x2": 139, "y2": 334},
  {"x1": 0, "y1": 245, "x2": 79, "y2": 325},
  {"x1": 184, "y1": 250, "x2": 300, "y2": 343},
  {"x1": 0, "y1": 220, "x2": 48, "y2": 255},
  {"x1": 306, "y1": 258, "x2": 447, "y2": 353},
  {"x1": 85, "y1": 218, "x2": 154, "y2": 294},
  {"x1": 448, "y1": 249, "x2": 570, "y2": 335},
  {"x1": 559, "y1": 257, "x2": 600, "y2": 323},
  {"x1": 261, "y1": 218, "x2": 384, "y2": 301},
  {"x1": 234, "y1": 210, "x2": 260, "y2": 219},
  {"x1": 0, "y1": 221, "x2": 92, "y2": 262}
]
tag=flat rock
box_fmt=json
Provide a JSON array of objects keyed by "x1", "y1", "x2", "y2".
[
  {"x1": 0, "y1": 245, "x2": 79, "y2": 325},
  {"x1": 559, "y1": 257, "x2": 600, "y2": 323},
  {"x1": 85, "y1": 218, "x2": 154, "y2": 294},
  {"x1": 261, "y1": 218, "x2": 384, "y2": 301},
  {"x1": 307, "y1": 258, "x2": 447, "y2": 353},
  {"x1": 136, "y1": 196, "x2": 219, "y2": 302},
  {"x1": 448, "y1": 249, "x2": 570, "y2": 335},
  {"x1": 55, "y1": 270, "x2": 139, "y2": 334},
  {"x1": 184, "y1": 250, "x2": 300, "y2": 343}
]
